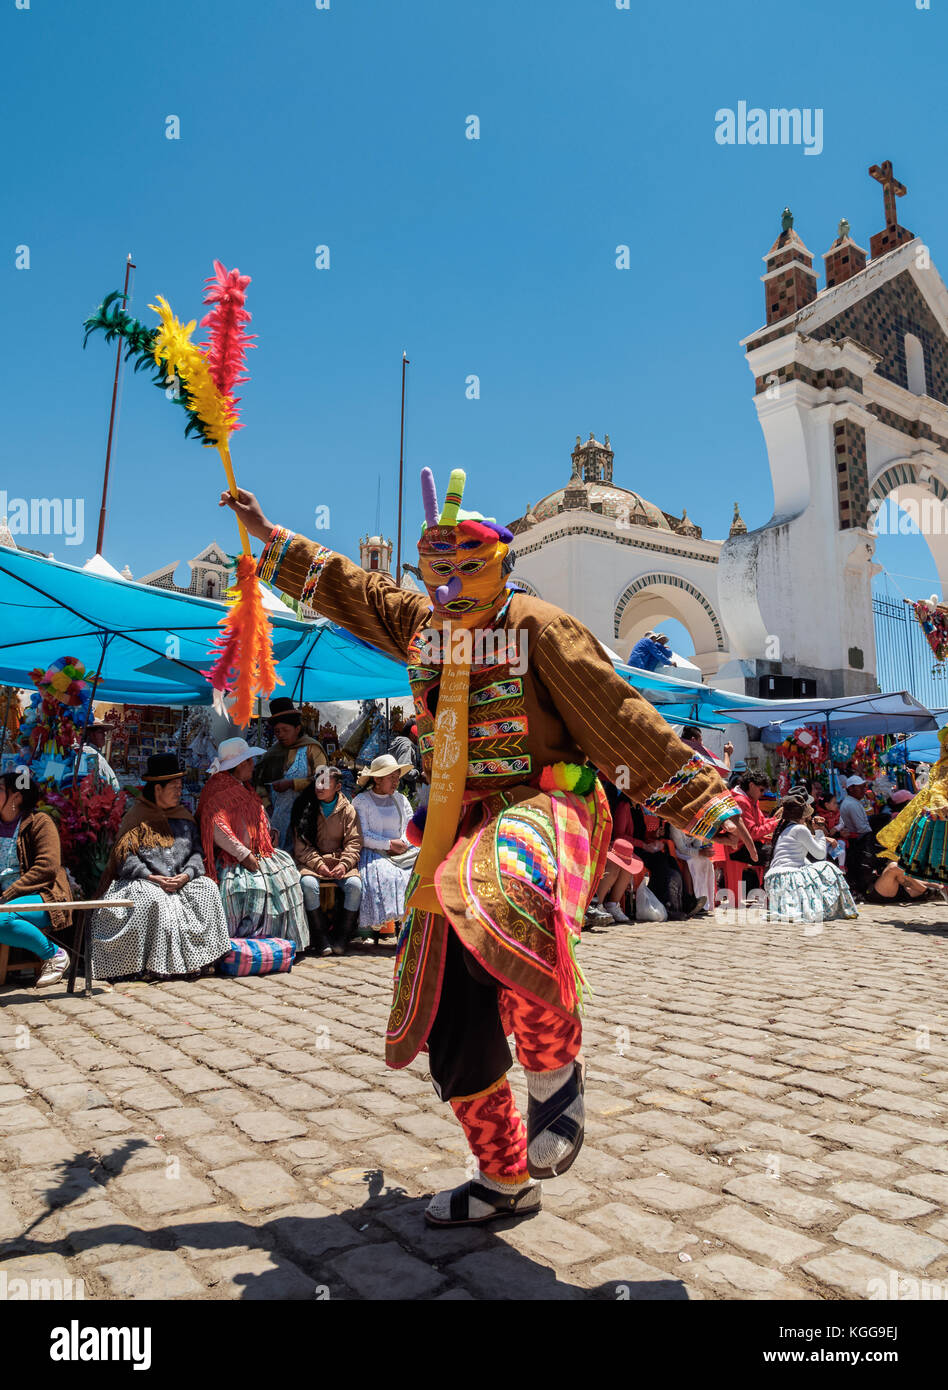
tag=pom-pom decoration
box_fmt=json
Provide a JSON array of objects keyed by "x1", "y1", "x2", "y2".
[{"x1": 83, "y1": 263, "x2": 280, "y2": 726}]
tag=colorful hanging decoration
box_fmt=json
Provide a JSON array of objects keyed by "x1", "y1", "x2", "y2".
[
  {"x1": 775, "y1": 724, "x2": 830, "y2": 779},
  {"x1": 84, "y1": 262, "x2": 280, "y2": 727},
  {"x1": 19, "y1": 656, "x2": 97, "y2": 761},
  {"x1": 911, "y1": 597, "x2": 948, "y2": 662}
]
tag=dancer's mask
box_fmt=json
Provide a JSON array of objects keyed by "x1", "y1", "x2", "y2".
[{"x1": 417, "y1": 467, "x2": 514, "y2": 631}]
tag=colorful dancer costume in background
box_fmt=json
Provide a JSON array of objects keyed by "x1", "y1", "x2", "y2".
[
  {"x1": 877, "y1": 725, "x2": 948, "y2": 883},
  {"x1": 232, "y1": 467, "x2": 746, "y2": 1227},
  {"x1": 84, "y1": 262, "x2": 278, "y2": 726}
]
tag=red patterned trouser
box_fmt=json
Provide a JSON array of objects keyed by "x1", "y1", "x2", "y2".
[{"x1": 450, "y1": 988, "x2": 581, "y2": 1184}]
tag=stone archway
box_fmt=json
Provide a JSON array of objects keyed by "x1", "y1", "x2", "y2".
[
  {"x1": 869, "y1": 458, "x2": 948, "y2": 594},
  {"x1": 614, "y1": 572, "x2": 726, "y2": 677},
  {"x1": 509, "y1": 575, "x2": 540, "y2": 597}
]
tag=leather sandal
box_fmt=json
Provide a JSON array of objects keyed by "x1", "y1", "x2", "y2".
[
  {"x1": 424, "y1": 1178, "x2": 541, "y2": 1227},
  {"x1": 526, "y1": 1059, "x2": 586, "y2": 1180}
]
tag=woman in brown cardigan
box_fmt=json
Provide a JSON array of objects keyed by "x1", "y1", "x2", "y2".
[
  {"x1": 290, "y1": 766, "x2": 362, "y2": 957},
  {"x1": 0, "y1": 772, "x2": 73, "y2": 988}
]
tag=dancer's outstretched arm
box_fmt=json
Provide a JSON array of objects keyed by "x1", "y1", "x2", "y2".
[{"x1": 222, "y1": 489, "x2": 430, "y2": 662}]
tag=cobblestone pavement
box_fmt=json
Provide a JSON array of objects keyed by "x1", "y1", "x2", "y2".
[{"x1": 1, "y1": 901, "x2": 947, "y2": 1301}]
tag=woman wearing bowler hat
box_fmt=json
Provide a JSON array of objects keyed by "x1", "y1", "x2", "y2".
[{"x1": 92, "y1": 754, "x2": 230, "y2": 982}]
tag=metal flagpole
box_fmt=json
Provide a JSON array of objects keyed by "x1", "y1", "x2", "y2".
[
  {"x1": 96, "y1": 254, "x2": 135, "y2": 558},
  {"x1": 395, "y1": 351, "x2": 409, "y2": 585}
]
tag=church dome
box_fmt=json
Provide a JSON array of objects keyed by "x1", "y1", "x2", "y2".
[{"x1": 529, "y1": 482, "x2": 674, "y2": 530}]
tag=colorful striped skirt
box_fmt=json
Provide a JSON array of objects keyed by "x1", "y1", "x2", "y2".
[
  {"x1": 897, "y1": 813, "x2": 948, "y2": 884},
  {"x1": 218, "y1": 848, "x2": 309, "y2": 949}
]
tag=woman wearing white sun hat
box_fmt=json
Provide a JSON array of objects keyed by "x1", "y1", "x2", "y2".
[
  {"x1": 198, "y1": 737, "x2": 309, "y2": 949},
  {"x1": 352, "y1": 754, "x2": 417, "y2": 944}
]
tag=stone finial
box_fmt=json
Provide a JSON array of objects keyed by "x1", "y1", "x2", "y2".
[
  {"x1": 781, "y1": 207, "x2": 794, "y2": 233},
  {"x1": 121, "y1": 564, "x2": 133, "y2": 580},
  {"x1": 604, "y1": 434, "x2": 610, "y2": 447},
  {"x1": 838, "y1": 217, "x2": 850, "y2": 240},
  {"x1": 729, "y1": 501, "x2": 747, "y2": 536}
]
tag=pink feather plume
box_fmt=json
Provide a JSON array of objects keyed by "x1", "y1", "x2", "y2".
[{"x1": 200, "y1": 260, "x2": 256, "y2": 430}]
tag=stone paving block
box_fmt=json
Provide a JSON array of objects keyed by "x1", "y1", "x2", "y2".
[
  {"x1": 361, "y1": 1134, "x2": 439, "y2": 1171},
  {"x1": 230, "y1": 1111, "x2": 308, "y2": 1143},
  {"x1": 575, "y1": 1254, "x2": 690, "y2": 1300},
  {"x1": 208, "y1": 1160, "x2": 303, "y2": 1211},
  {"x1": 802, "y1": 1249, "x2": 899, "y2": 1299},
  {"x1": 720, "y1": 1174, "x2": 841, "y2": 1228},
  {"x1": 828, "y1": 1181, "x2": 936, "y2": 1221},
  {"x1": 692, "y1": 1253, "x2": 809, "y2": 1298},
  {"x1": 110, "y1": 1167, "x2": 216, "y2": 1216},
  {"x1": 622, "y1": 1175, "x2": 719, "y2": 1215},
  {"x1": 579, "y1": 1202, "x2": 698, "y2": 1254},
  {"x1": 873, "y1": 1115, "x2": 948, "y2": 1145},
  {"x1": 145, "y1": 1107, "x2": 219, "y2": 1139},
  {"x1": 858, "y1": 1089, "x2": 943, "y2": 1120},
  {"x1": 697, "y1": 1204, "x2": 824, "y2": 1264},
  {"x1": 834, "y1": 1213, "x2": 947, "y2": 1272},
  {"x1": 373, "y1": 1198, "x2": 492, "y2": 1259},
  {"x1": 901, "y1": 1144, "x2": 948, "y2": 1173},
  {"x1": 162, "y1": 1204, "x2": 271, "y2": 1262},
  {"x1": 447, "y1": 1247, "x2": 581, "y2": 1300},
  {"x1": 35, "y1": 1082, "x2": 111, "y2": 1112},
  {"x1": 267, "y1": 1201, "x2": 368, "y2": 1267},
  {"x1": 895, "y1": 1173, "x2": 948, "y2": 1205},
  {"x1": 330, "y1": 1240, "x2": 445, "y2": 1299},
  {"x1": 0, "y1": 1103, "x2": 50, "y2": 1134},
  {"x1": 497, "y1": 1209, "x2": 611, "y2": 1267},
  {"x1": 211, "y1": 1249, "x2": 319, "y2": 1300},
  {"x1": 99, "y1": 1137, "x2": 168, "y2": 1175},
  {"x1": 0, "y1": 1084, "x2": 27, "y2": 1103},
  {"x1": 2, "y1": 1128, "x2": 81, "y2": 1167},
  {"x1": 162, "y1": 1066, "x2": 231, "y2": 1094},
  {"x1": 121, "y1": 1082, "x2": 184, "y2": 1112},
  {"x1": 255, "y1": 1081, "x2": 334, "y2": 1110},
  {"x1": 184, "y1": 1133, "x2": 257, "y2": 1168},
  {"x1": 821, "y1": 1150, "x2": 903, "y2": 1182},
  {"x1": 639, "y1": 1144, "x2": 729, "y2": 1190},
  {"x1": 98, "y1": 1250, "x2": 205, "y2": 1298},
  {"x1": 622, "y1": 1111, "x2": 717, "y2": 1145},
  {"x1": 782, "y1": 1070, "x2": 865, "y2": 1100},
  {"x1": 808, "y1": 1122, "x2": 903, "y2": 1154}
]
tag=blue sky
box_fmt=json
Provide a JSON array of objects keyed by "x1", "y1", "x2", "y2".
[{"x1": 3, "y1": 0, "x2": 946, "y2": 638}]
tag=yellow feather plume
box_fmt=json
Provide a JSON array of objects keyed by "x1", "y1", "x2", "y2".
[{"x1": 149, "y1": 296, "x2": 237, "y2": 446}]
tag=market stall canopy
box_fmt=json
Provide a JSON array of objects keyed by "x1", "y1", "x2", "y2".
[
  {"x1": 614, "y1": 662, "x2": 776, "y2": 727},
  {"x1": 714, "y1": 690, "x2": 938, "y2": 742},
  {"x1": 0, "y1": 547, "x2": 410, "y2": 706}
]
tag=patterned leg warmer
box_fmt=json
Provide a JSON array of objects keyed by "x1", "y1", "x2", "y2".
[{"x1": 425, "y1": 1077, "x2": 536, "y2": 1223}]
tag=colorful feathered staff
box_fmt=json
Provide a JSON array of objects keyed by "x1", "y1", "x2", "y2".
[{"x1": 84, "y1": 263, "x2": 281, "y2": 726}]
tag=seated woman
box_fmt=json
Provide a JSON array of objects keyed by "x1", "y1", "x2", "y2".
[
  {"x1": 198, "y1": 737, "x2": 309, "y2": 949},
  {"x1": 291, "y1": 764, "x2": 363, "y2": 957},
  {"x1": 0, "y1": 771, "x2": 72, "y2": 988},
  {"x1": 351, "y1": 754, "x2": 416, "y2": 944},
  {"x1": 764, "y1": 796, "x2": 857, "y2": 924},
  {"x1": 92, "y1": 754, "x2": 230, "y2": 982}
]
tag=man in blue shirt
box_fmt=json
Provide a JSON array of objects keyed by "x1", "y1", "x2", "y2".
[{"x1": 627, "y1": 630, "x2": 676, "y2": 672}]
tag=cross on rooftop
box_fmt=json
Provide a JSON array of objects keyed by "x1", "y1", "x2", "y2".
[{"x1": 868, "y1": 160, "x2": 906, "y2": 231}]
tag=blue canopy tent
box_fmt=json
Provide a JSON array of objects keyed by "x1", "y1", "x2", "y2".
[
  {"x1": 0, "y1": 547, "x2": 410, "y2": 707},
  {"x1": 712, "y1": 690, "x2": 938, "y2": 743},
  {"x1": 614, "y1": 662, "x2": 778, "y2": 727}
]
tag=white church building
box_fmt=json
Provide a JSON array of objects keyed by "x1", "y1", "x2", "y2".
[{"x1": 508, "y1": 161, "x2": 948, "y2": 701}]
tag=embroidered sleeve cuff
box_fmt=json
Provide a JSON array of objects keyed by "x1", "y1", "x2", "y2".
[
  {"x1": 257, "y1": 526, "x2": 294, "y2": 585},
  {"x1": 642, "y1": 754, "x2": 706, "y2": 813},
  {"x1": 687, "y1": 794, "x2": 741, "y2": 842},
  {"x1": 300, "y1": 545, "x2": 334, "y2": 607}
]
